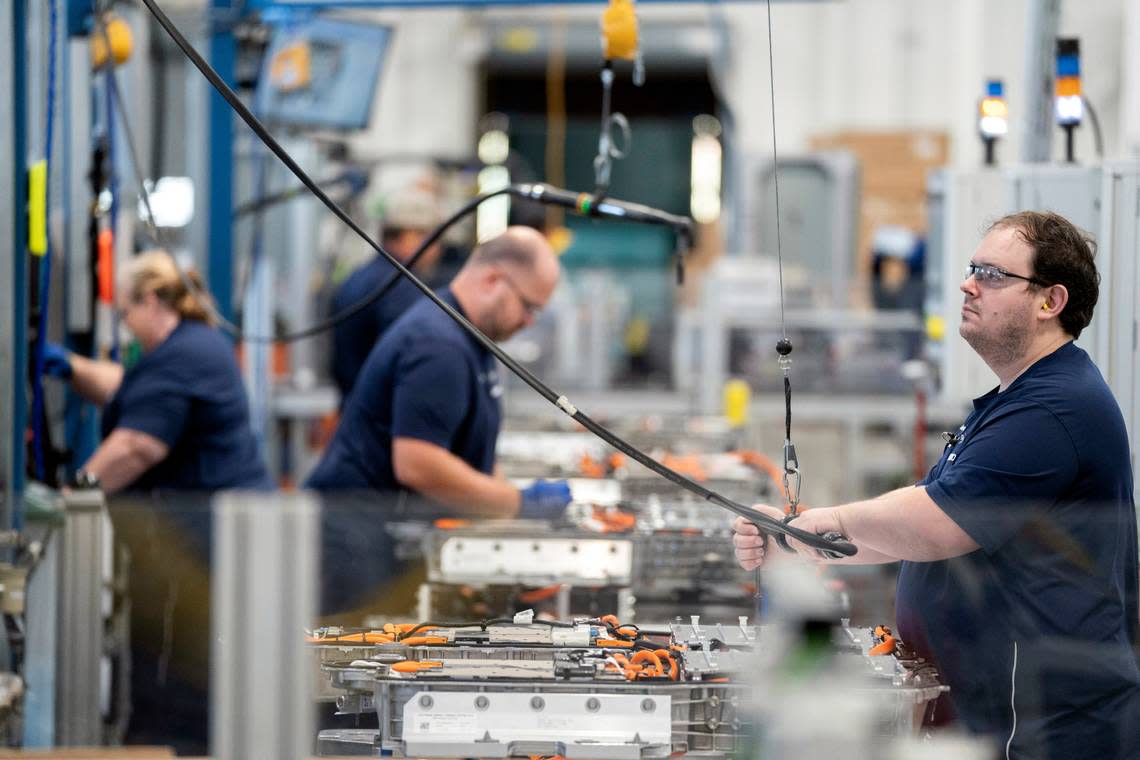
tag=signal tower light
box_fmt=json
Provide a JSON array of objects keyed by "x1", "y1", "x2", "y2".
[
  {"x1": 978, "y1": 79, "x2": 1007, "y2": 166},
  {"x1": 1055, "y1": 38, "x2": 1082, "y2": 163}
]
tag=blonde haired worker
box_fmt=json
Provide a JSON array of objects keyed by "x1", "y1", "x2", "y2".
[{"x1": 43, "y1": 250, "x2": 271, "y2": 493}]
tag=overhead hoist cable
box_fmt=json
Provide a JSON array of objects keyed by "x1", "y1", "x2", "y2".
[
  {"x1": 766, "y1": 0, "x2": 787, "y2": 343},
  {"x1": 763, "y1": 0, "x2": 845, "y2": 559},
  {"x1": 765, "y1": 0, "x2": 799, "y2": 528},
  {"x1": 136, "y1": 0, "x2": 855, "y2": 557}
]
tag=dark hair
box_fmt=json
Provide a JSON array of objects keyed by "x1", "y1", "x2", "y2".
[{"x1": 988, "y1": 211, "x2": 1099, "y2": 338}]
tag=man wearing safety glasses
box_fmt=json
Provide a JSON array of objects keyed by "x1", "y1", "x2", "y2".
[
  {"x1": 306, "y1": 227, "x2": 573, "y2": 615},
  {"x1": 734, "y1": 211, "x2": 1139, "y2": 758}
]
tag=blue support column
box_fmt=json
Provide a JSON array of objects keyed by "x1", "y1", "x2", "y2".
[
  {"x1": 7, "y1": 0, "x2": 30, "y2": 530},
  {"x1": 208, "y1": 0, "x2": 236, "y2": 322}
]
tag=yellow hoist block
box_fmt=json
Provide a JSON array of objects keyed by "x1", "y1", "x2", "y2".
[
  {"x1": 601, "y1": 0, "x2": 639, "y2": 61},
  {"x1": 91, "y1": 16, "x2": 134, "y2": 69}
]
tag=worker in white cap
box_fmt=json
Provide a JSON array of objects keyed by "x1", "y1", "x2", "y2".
[{"x1": 330, "y1": 188, "x2": 443, "y2": 401}]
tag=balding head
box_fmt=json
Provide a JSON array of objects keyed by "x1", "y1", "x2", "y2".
[
  {"x1": 452, "y1": 226, "x2": 561, "y2": 342},
  {"x1": 468, "y1": 226, "x2": 554, "y2": 270}
]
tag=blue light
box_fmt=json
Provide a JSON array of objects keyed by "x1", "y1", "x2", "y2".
[{"x1": 1056, "y1": 55, "x2": 1080, "y2": 77}]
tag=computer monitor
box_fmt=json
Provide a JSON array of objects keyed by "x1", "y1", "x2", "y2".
[{"x1": 253, "y1": 16, "x2": 391, "y2": 131}]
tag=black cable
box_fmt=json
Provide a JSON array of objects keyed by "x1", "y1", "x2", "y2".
[
  {"x1": 137, "y1": 0, "x2": 855, "y2": 559},
  {"x1": 105, "y1": 55, "x2": 513, "y2": 344},
  {"x1": 233, "y1": 187, "x2": 511, "y2": 344},
  {"x1": 108, "y1": 71, "x2": 510, "y2": 344},
  {"x1": 232, "y1": 174, "x2": 358, "y2": 218},
  {"x1": 783, "y1": 375, "x2": 792, "y2": 443},
  {"x1": 398, "y1": 617, "x2": 582, "y2": 640},
  {"x1": 1081, "y1": 95, "x2": 1104, "y2": 159}
]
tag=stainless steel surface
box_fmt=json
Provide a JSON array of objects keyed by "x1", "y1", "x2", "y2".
[
  {"x1": 212, "y1": 492, "x2": 317, "y2": 760},
  {"x1": 670, "y1": 619, "x2": 758, "y2": 649},
  {"x1": 316, "y1": 728, "x2": 378, "y2": 756},
  {"x1": 23, "y1": 516, "x2": 59, "y2": 747},
  {"x1": 55, "y1": 488, "x2": 107, "y2": 745},
  {"x1": 1097, "y1": 162, "x2": 1140, "y2": 502}
]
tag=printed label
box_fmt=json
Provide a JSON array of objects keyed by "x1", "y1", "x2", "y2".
[{"x1": 414, "y1": 713, "x2": 477, "y2": 735}]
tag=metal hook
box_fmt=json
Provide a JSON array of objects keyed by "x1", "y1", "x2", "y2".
[{"x1": 782, "y1": 467, "x2": 801, "y2": 515}]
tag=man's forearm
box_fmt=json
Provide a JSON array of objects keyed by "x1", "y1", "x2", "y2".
[
  {"x1": 835, "y1": 487, "x2": 978, "y2": 561},
  {"x1": 394, "y1": 438, "x2": 519, "y2": 517}
]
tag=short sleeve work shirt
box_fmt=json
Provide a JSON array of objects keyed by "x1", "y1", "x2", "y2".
[
  {"x1": 102, "y1": 321, "x2": 272, "y2": 491},
  {"x1": 330, "y1": 256, "x2": 425, "y2": 400},
  {"x1": 306, "y1": 288, "x2": 503, "y2": 492},
  {"x1": 896, "y1": 342, "x2": 1140, "y2": 759}
]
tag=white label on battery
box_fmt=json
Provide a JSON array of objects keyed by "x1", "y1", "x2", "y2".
[
  {"x1": 537, "y1": 716, "x2": 573, "y2": 731},
  {"x1": 416, "y1": 713, "x2": 477, "y2": 734}
]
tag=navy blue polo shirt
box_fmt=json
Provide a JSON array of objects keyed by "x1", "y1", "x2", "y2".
[
  {"x1": 306, "y1": 288, "x2": 503, "y2": 492},
  {"x1": 897, "y1": 342, "x2": 1140, "y2": 759},
  {"x1": 330, "y1": 256, "x2": 425, "y2": 400},
  {"x1": 101, "y1": 320, "x2": 272, "y2": 492}
]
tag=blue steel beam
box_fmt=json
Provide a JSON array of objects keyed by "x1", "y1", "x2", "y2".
[
  {"x1": 208, "y1": 0, "x2": 237, "y2": 324},
  {"x1": 7, "y1": 0, "x2": 29, "y2": 530},
  {"x1": 249, "y1": 0, "x2": 786, "y2": 6}
]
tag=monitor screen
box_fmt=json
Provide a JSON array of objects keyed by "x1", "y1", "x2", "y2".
[{"x1": 253, "y1": 17, "x2": 391, "y2": 131}]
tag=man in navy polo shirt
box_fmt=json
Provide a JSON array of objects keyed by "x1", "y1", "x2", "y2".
[
  {"x1": 308, "y1": 225, "x2": 571, "y2": 518},
  {"x1": 733, "y1": 211, "x2": 1139, "y2": 758}
]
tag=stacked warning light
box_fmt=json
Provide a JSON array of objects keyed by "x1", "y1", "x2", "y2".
[
  {"x1": 1055, "y1": 38, "x2": 1082, "y2": 127},
  {"x1": 978, "y1": 79, "x2": 1008, "y2": 139}
]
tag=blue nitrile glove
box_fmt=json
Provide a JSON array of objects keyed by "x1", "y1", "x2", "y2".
[
  {"x1": 518, "y1": 479, "x2": 572, "y2": 520},
  {"x1": 41, "y1": 343, "x2": 73, "y2": 379}
]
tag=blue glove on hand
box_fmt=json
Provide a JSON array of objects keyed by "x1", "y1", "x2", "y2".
[
  {"x1": 518, "y1": 479, "x2": 572, "y2": 520},
  {"x1": 41, "y1": 343, "x2": 73, "y2": 379}
]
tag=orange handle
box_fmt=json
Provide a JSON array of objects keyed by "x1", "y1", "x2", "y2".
[
  {"x1": 400, "y1": 635, "x2": 449, "y2": 646},
  {"x1": 595, "y1": 638, "x2": 634, "y2": 648},
  {"x1": 391, "y1": 660, "x2": 443, "y2": 673},
  {"x1": 97, "y1": 229, "x2": 114, "y2": 304}
]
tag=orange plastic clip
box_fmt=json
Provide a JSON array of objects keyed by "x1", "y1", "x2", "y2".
[
  {"x1": 868, "y1": 636, "x2": 897, "y2": 657},
  {"x1": 391, "y1": 660, "x2": 443, "y2": 673},
  {"x1": 595, "y1": 638, "x2": 634, "y2": 648},
  {"x1": 400, "y1": 636, "x2": 449, "y2": 646}
]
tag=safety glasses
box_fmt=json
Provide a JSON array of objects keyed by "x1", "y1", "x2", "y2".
[{"x1": 965, "y1": 262, "x2": 1048, "y2": 288}]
